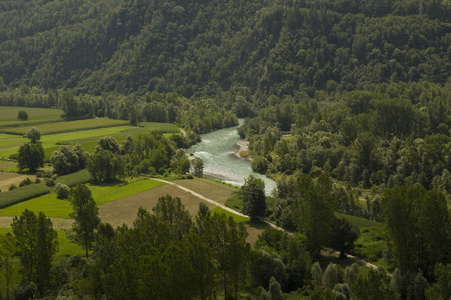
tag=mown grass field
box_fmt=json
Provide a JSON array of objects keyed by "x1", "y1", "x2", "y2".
[
  {"x1": 0, "y1": 178, "x2": 166, "y2": 218},
  {"x1": 0, "y1": 107, "x2": 64, "y2": 127},
  {"x1": 0, "y1": 120, "x2": 181, "y2": 161},
  {"x1": 2, "y1": 118, "x2": 128, "y2": 135},
  {"x1": 174, "y1": 178, "x2": 236, "y2": 204}
]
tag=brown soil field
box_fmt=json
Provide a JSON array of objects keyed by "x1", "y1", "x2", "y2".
[
  {"x1": 99, "y1": 184, "x2": 216, "y2": 228},
  {"x1": 0, "y1": 216, "x2": 73, "y2": 229},
  {"x1": 0, "y1": 162, "x2": 16, "y2": 169},
  {"x1": 0, "y1": 172, "x2": 36, "y2": 192},
  {"x1": 173, "y1": 178, "x2": 236, "y2": 204}
]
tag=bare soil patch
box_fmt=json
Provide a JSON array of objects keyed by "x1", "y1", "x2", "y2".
[
  {"x1": 0, "y1": 216, "x2": 73, "y2": 229},
  {"x1": 99, "y1": 185, "x2": 216, "y2": 228},
  {"x1": 0, "y1": 172, "x2": 36, "y2": 192},
  {"x1": 173, "y1": 178, "x2": 236, "y2": 204},
  {"x1": 0, "y1": 162, "x2": 16, "y2": 169}
]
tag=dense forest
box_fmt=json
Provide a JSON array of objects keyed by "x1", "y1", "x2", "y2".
[{"x1": 1, "y1": 0, "x2": 451, "y2": 299}]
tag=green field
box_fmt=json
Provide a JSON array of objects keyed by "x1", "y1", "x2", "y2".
[
  {"x1": 2, "y1": 118, "x2": 129, "y2": 135},
  {"x1": 0, "y1": 121, "x2": 181, "y2": 160},
  {"x1": 211, "y1": 207, "x2": 250, "y2": 223},
  {"x1": 0, "y1": 179, "x2": 167, "y2": 218},
  {"x1": 0, "y1": 227, "x2": 84, "y2": 256},
  {"x1": 0, "y1": 107, "x2": 64, "y2": 127}
]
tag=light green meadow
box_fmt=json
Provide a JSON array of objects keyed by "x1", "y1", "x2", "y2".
[{"x1": 0, "y1": 179, "x2": 167, "y2": 218}]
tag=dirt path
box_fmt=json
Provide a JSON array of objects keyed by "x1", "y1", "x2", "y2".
[
  {"x1": 152, "y1": 178, "x2": 285, "y2": 232},
  {"x1": 152, "y1": 178, "x2": 385, "y2": 272}
]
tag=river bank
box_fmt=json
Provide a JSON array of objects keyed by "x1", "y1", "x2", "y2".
[
  {"x1": 235, "y1": 141, "x2": 251, "y2": 160},
  {"x1": 186, "y1": 122, "x2": 276, "y2": 195}
]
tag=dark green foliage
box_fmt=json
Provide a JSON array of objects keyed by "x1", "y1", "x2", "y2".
[
  {"x1": 296, "y1": 175, "x2": 336, "y2": 257},
  {"x1": 329, "y1": 218, "x2": 360, "y2": 258},
  {"x1": 70, "y1": 184, "x2": 100, "y2": 258},
  {"x1": 254, "y1": 227, "x2": 311, "y2": 292},
  {"x1": 351, "y1": 268, "x2": 396, "y2": 300},
  {"x1": 11, "y1": 210, "x2": 58, "y2": 291},
  {"x1": 426, "y1": 263, "x2": 451, "y2": 299},
  {"x1": 95, "y1": 136, "x2": 121, "y2": 154},
  {"x1": 51, "y1": 144, "x2": 89, "y2": 175},
  {"x1": 191, "y1": 157, "x2": 204, "y2": 177},
  {"x1": 54, "y1": 183, "x2": 70, "y2": 199},
  {"x1": 18, "y1": 178, "x2": 32, "y2": 189},
  {"x1": 88, "y1": 201, "x2": 250, "y2": 300},
  {"x1": 87, "y1": 149, "x2": 125, "y2": 182},
  {"x1": 17, "y1": 110, "x2": 28, "y2": 121},
  {"x1": 17, "y1": 142, "x2": 44, "y2": 172},
  {"x1": 242, "y1": 175, "x2": 267, "y2": 222},
  {"x1": 381, "y1": 185, "x2": 451, "y2": 272},
  {"x1": 152, "y1": 195, "x2": 192, "y2": 240},
  {"x1": 0, "y1": 233, "x2": 16, "y2": 300},
  {"x1": 26, "y1": 127, "x2": 41, "y2": 143}
]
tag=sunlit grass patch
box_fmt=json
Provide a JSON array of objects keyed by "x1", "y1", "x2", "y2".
[
  {"x1": 3, "y1": 118, "x2": 128, "y2": 135},
  {"x1": 0, "y1": 178, "x2": 166, "y2": 218}
]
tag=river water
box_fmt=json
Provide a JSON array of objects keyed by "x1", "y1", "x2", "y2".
[{"x1": 187, "y1": 122, "x2": 276, "y2": 195}]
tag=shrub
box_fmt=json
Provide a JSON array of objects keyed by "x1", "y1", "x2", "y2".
[
  {"x1": 17, "y1": 110, "x2": 28, "y2": 121},
  {"x1": 45, "y1": 178, "x2": 55, "y2": 187},
  {"x1": 19, "y1": 178, "x2": 33, "y2": 187},
  {"x1": 35, "y1": 178, "x2": 41, "y2": 184},
  {"x1": 55, "y1": 183, "x2": 70, "y2": 199},
  {"x1": 9, "y1": 184, "x2": 17, "y2": 190}
]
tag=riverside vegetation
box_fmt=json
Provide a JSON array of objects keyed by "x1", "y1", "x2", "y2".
[{"x1": 0, "y1": 0, "x2": 451, "y2": 299}]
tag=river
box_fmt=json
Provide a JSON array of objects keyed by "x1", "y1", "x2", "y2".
[{"x1": 187, "y1": 122, "x2": 276, "y2": 195}]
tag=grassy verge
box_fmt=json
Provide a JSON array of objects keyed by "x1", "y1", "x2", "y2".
[
  {"x1": 211, "y1": 207, "x2": 249, "y2": 223},
  {"x1": 0, "y1": 183, "x2": 50, "y2": 209},
  {"x1": 91, "y1": 178, "x2": 167, "y2": 205},
  {"x1": 336, "y1": 213, "x2": 391, "y2": 269},
  {"x1": 0, "y1": 228, "x2": 84, "y2": 256}
]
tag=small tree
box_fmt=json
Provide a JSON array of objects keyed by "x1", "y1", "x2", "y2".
[
  {"x1": 312, "y1": 262, "x2": 323, "y2": 286},
  {"x1": 191, "y1": 157, "x2": 204, "y2": 177},
  {"x1": 55, "y1": 183, "x2": 70, "y2": 199},
  {"x1": 242, "y1": 175, "x2": 266, "y2": 222},
  {"x1": 269, "y1": 276, "x2": 283, "y2": 300},
  {"x1": 17, "y1": 143, "x2": 44, "y2": 172},
  {"x1": 18, "y1": 110, "x2": 28, "y2": 121},
  {"x1": 70, "y1": 184, "x2": 100, "y2": 258},
  {"x1": 323, "y1": 263, "x2": 338, "y2": 289},
  {"x1": 329, "y1": 218, "x2": 359, "y2": 258},
  {"x1": 26, "y1": 127, "x2": 41, "y2": 143}
]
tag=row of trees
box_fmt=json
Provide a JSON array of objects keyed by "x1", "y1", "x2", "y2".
[{"x1": 15, "y1": 126, "x2": 205, "y2": 182}]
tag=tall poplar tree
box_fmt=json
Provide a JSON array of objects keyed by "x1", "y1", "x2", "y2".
[{"x1": 70, "y1": 184, "x2": 100, "y2": 258}]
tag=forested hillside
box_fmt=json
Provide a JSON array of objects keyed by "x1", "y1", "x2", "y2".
[
  {"x1": 1, "y1": 0, "x2": 450, "y2": 96},
  {"x1": 2, "y1": 0, "x2": 451, "y2": 299}
]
